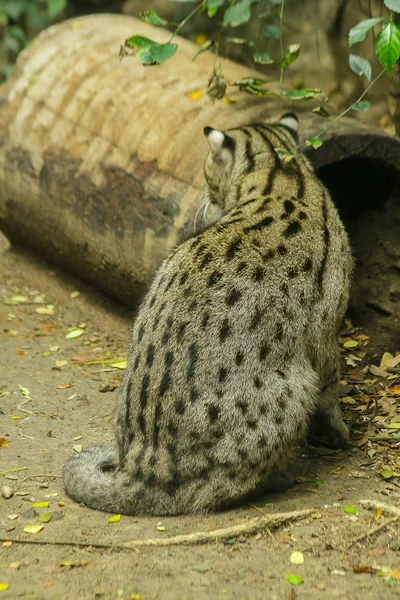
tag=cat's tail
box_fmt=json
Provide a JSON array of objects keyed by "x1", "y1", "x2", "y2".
[{"x1": 63, "y1": 445, "x2": 132, "y2": 514}]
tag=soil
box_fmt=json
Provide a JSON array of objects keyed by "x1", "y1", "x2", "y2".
[{"x1": 1, "y1": 238, "x2": 400, "y2": 600}]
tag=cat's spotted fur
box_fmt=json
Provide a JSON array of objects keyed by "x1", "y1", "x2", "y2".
[{"x1": 63, "y1": 114, "x2": 353, "y2": 515}]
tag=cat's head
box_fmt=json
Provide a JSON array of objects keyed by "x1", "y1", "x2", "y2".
[{"x1": 203, "y1": 113, "x2": 299, "y2": 211}]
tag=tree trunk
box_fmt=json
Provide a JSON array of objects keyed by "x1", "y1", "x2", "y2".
[{"x1": 0, "y1": 14, "x2": 399, "y2": 349}]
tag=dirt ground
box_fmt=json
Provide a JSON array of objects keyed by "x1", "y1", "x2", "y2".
[{"x1": 0, "y1": 235, "x2": 399, "y2": 600}]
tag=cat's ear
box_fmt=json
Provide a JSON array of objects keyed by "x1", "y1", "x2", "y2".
[
  {"x1": 204, "y1": 127, "x2": 234, "y2": 163},
  {"x1": 279, "y1": 112, "x2": 299, "y2": 138}
]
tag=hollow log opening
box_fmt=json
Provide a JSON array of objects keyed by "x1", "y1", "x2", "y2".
[{"x1": 316, "y1": 157, "x2": 400, "y2": 353}]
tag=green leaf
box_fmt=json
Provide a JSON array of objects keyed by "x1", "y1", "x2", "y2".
[
  {"x1": 349, "y1": 54, "x2": 372, "y2": 81},
  {"x1": 108, "y1": 514, "x2": 121, "y2": 523},
  {"x1": 349, "y1": 18, "x2": 383, "y2": 46},
  {"x1": 306, "y1": 137, "x2": 323, "y2": 149},
  {"x1": 263, "y1": 24, "x2": 281, "y2": 39},
  {"x1": 253, "y1": 52, "x2": 273, "y2": 65},
  {"x1": 47, "y1": 0, "x2": 66, "y2": 19},
  {"x1": 343, "y1": 340, "x2": 358, "y2": 348},
  {"x1": 312, "y1": 106, "x2": 331, "y2": 118},
  {"x1": 193, "y1": 40, "x2": 215, "y2": 61},
  {"x1": 344, "y1": 505, "x2": 358, "y2": 515},
  {"x1": 0, "y1": 11, "x2": 8, "y2": 25},
  {"x1": 384, "y1": 0, "x2": 400, "y2": 12},
  {"x1": 125, "y1": 35, "x2": 154, "y2": 51},
  {"x1": 232, "y1": 77, "x2": 276, "y2": 97},
  {"x1": 223, "y1": 1, "x2": 251, "y2": 27},
  {"x1": 285, "y1": 575, "x2": 303, "y2": 586},
  {"x1": 281, "y1": 44, "x2": 300, "y2": 71},
  {"x1": 380, "y1": 469, "x2": 393, "y2": 479},
  {"x1": 124, "y1": 36, "x2": 177, "y2": 65},
  {"x1": 18, "y1": 386, "x2": 30, "y2": 396},
  {"x1": 148, "y1": 42, "x2": 178, "y2": 65},
  {"x1": 285, "y1": 88, "x2": 321, "y2": 100},
  {"x1": 208, "y1": 0, "x2": 229, "y2": 16},
  {"x1": 350, "y1": 100, "x2": 371, "y2": 112},
  {"x1": 375, "y1": 22, "x2": 400, "y2": 74},
  {"x1": 139, "y1": 11, "x2": 173, "y2": 27}
]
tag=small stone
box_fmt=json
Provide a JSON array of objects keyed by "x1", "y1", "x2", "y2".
[
  {"x1": 21, "y1": 508, "x2": 39, "y2": 519},
  {"x1": 99, "y1": 382, "x2": 116, "y2": 393},
  {"x1": 2, "y1": 485, "x2": 13, "y2": 499}
]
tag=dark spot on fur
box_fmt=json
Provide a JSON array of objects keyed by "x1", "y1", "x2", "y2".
[
  {"x1": 187, "y1": 343, "x2": 197, "y2": 380},
  {"x1": 235, "y1": 351, "x2": 244, "y2": 366},
  {"x1": 138, "y1": 324, "x2": 145, "y2": 341},
  {"x1": 238, "y1": 449, "x2": 248, "y2": 459},
  {"x1": 236, "y1": 400, "x2": 248, "y2": 414},
  {"x1": 179, "y1": 272, "x2": 189, "y2": 285},
  {"x1": 199, "y1": 252, "x2": 213, "y2": 270},
  {"x1": 226, "y1": 289, "x2": 242, "y2": 306},
  {"x1": 208, "y1": 404, "x2": 220, "y2": 423},
  {"x1": 288, "y1": 267, "x2": 298, "y2": 278},
  {"x1": 276, "y1": 370, "x2": 286, "y2": 379},
  {"x1": 208, "y1": 270, "x2": 222, "y2": 286},
  {"x1": 190, "y1": 387, "x2": 199, "y2": 402},
  {"x1": 284, "y1": 220, "x2": 301, "y2": 237},
  {"x1": 162, "y1": 330, "x2": 170, "y2": 345},
  {"x1": 259, "y1": 342, "x2": 270, "y2": 361},
  {"x1": 152, "y1": 316, "x2": 160, "y2": 331},
  {"x1": 219, "y1": 318, "x2": 231, "y2": 342},
  {"x1": 236, "y1": 261, "x2": 247, "y2": 273},
  {"x1": 202, "y1": 312, "x2": 210, "y2": 329},
  {"x1": 253, "y1": 266, "x2": 264, "y2": 282},
  {"x1": 177, "y1": 322, "x2": 187, "y2": 343},
  {"x1": 159, "y1": 371, "x2": 171, "y2": 397},
  {"x1": 298, "y1": 211, "x2": 307, "y2": 220},
  {"x1": 226, "y1": 237, "x2": 242, "y2": 260},
  {"x1": 303, "y1": 257, "x2": 313, "y2": 272},
  {"x1": 175, "y1": 400, "x2": 185, "y2": 415},
  {"x1": 165, "y1": 273, "x2": 177, "y2": 291},
  {"x1": 167, "y1": 422, "x2": 178, "y2": 438},
  {"x1": 254, "y1": 376, "x2": 263, "y2": 389},
  {"x1": 246, "y1": 419, "x2": 257, "y2": 430},
  {"x1": 218, "y1": 366, "x2": 228, "y2": 383},
  {"x1": 134, "y1": 355, "x2": 140, "y2": 370},
  {"x1": 146, "y1": 344, "x2": 155, "y2": 367},
  {"x1": 277, "y1": 244, "x2": 287, "y2": 255},
  {"x1": 263, "y1": 248, "x2": 275, "y2": 260},
  {"x1": 284, "y1": 199, "x2": 295, "y2": 213},
  {"x1": 249, "y1": 306, "x2": 262, "y2": 330},
  {"x1": 281, "y1": 282, "x2": 289, "y2": 297}
]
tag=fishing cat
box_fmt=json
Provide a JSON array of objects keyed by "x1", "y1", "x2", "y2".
[{"x1": 63, "y1": 113, "x2": 352, "y2": 515}]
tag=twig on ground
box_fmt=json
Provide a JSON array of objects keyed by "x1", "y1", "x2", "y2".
[
  {"x1": 346, "y1": 499, "x2": 400, "y2": 548},
  {"x1": 0, "y1": 508, "x2": 314, "y2": 551}
]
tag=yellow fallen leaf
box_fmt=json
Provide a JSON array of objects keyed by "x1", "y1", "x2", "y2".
[
  {"x1": 0, "y1": 438, "x2": 8, "y2": 447},
  {"x1": 37, "y1": 512, "x2": 51, "y2": 523},
  {"x1": 50, "y1": 346, "x2": 60, "y2": 352},
  {"x1": 188, "y1": 91, "x2": 203, "y2": 100},
  {"x1": 0, "y1": 583, "x2": 9, "y2": 591},
  {"x1": 156, "y1": 526, "x2": 166, "y2": 532},
  {"x1": 23, "y1": 524, "x2": 44, "y2": 534},
  {"x1": 35, "y1": 307, "x2": 54, "y2": 315},
  {"x1": 223, "y1": 96, "x2": 237, "y2": 104},
  {"x1": 56, "y1": 360, "x2": 68, "y2": 368},
  {"x1": 290, "y1": 551, "x2": 304, "y2": 565},
  {"x1": 60, "y1": 561, "x2": 74, "y2": 567},
  {"x1": 12, "y1": 416, "x2": 20, "y2": 420},
  {"x1": 7, "y1": 514, "x2": 18, "y2": 520},
  {"x1": 58, "y1": 502, "x2": 65, "y2": 507},
  {"x1": 73, "y1": 445, "x2": 83, "y2": 453},
  {"x1": 70, "y1": 291, "x2": 80, "y2": 298},
  {"x1": 65, "y1": 328, "x2": 84, "y2": 340},
  {"x1": 111, "y1": 361, "x2": 128, "y2": 370},
  {"x1": 2, "y1": 541, "x2": 12, "y2": 548},
  {"x1": 32, "y1": 502, "x2": 49, "y2": 508},
  {"x1": 380, "y1": 352, "x2": 394, "y2": 368}
]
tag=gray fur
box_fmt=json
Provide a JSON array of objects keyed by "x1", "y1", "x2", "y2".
[{"x1": 63, "y1": 116, "x2": 352, "y2": 515}]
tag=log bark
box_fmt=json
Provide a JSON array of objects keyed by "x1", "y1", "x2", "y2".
[{"x1": 0, "y1": 14, "x2": 399, "y2": 348}]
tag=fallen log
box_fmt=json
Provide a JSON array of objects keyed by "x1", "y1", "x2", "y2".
[{"x1": 0, "y1": 14, "x2": 399, "y2": 348}]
